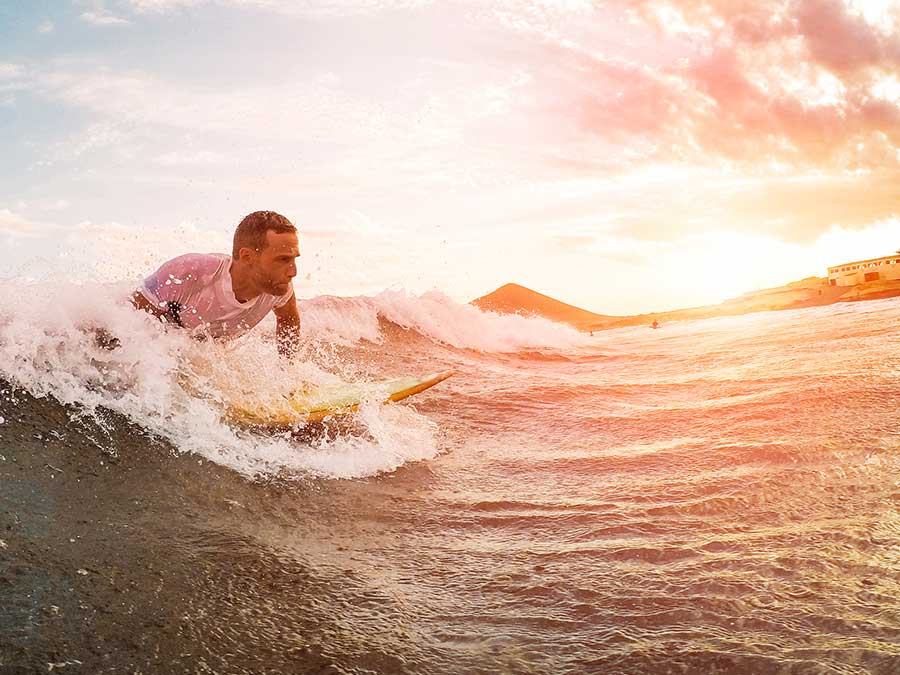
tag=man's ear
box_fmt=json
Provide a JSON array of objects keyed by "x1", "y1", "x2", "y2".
[{"x1": 237, "y1": 246, "x2": 256, "y2": 262}]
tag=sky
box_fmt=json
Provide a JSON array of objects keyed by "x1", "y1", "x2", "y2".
[{"x1": 2, "y1": 0, "x2": 900, "y2": 315}]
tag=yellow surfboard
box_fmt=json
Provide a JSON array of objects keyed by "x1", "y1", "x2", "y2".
[{"x1": 226, "y1": 370, "x2": 454, "y2": 427}]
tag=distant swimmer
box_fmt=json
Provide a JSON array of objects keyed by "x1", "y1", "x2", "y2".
[
  {"x1": 129, "y1": 211, "x2": 301, "y2": 356},
  {"x1": 651, "y1": 320, "x2": 660, "y2": 329}
]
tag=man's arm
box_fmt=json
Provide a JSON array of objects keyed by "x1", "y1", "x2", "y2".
[
  {"x1": 131, "y1": 290, "x2": 169, "y2": 322},
  {"x1": 130, "y1": 290, "x2": 182, "y2": 325},
  {"x1": 273, "y1": 292, "x2": 301, "y2": 358}
]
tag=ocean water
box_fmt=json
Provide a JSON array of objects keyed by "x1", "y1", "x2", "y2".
[{"x1": 2, "y1": 282, "x2": 900, "y2": 674}]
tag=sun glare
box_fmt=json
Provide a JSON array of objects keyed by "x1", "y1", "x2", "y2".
[
  {"x1": 813, "y1": 218, "x2": 900, "y2": 269},
  {"x1": 667, "y1": 232, "x2": 809, "y2": 303}
]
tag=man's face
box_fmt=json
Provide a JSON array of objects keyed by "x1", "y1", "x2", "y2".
[{"x1": 252, "y1": 230, "x2": 299, "y2": 296}]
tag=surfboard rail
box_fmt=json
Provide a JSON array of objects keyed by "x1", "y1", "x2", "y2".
[{"x1": 227, "y1": 370, "x2": 454, "y2": 427}]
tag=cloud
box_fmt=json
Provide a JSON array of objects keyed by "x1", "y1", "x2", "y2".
[
  {"x1": 13, "y1": 199, "x2": 71, "y2": 214},
  {"x1": 152, "y1": 150, "x2": 226, "y2": 166},
  {"x1": 103, "y1": 0, "x2": 595, "y2": 23},
  {"x1": 0, "y1": 64, "x2": 28, "y2": 99},
  {"x1": 504, "y1": 1, "x2": 900, "y2": 172},
  {"x1": 473, "y1": 163, "x2": 900, "y2": 255},
  {"x1": 793, "y1": 0, "x2": 900, "y2": 76},
  {"x1": 0, "y1": 209, "x2": 44, "y2": 238},
  {"x1": 22, "y1": 0, "x2": 900, "y2": 177},
  {"x1": 37, "y1": 122, "x2": 129, "y2": 166},
  {"x1": 37, "y1": 20, "x2": 55, "y2": 34},
  {"x1": 35, "y1": 0, "x2": 900, "y2": 181},
  {"x1": 0, "y1": 64, "x2": 24, "y2": 79},
  {"x1": 18, "y1": 59, "x2": 536, "y2": 195},
  {"x1": 124, "y1": 0, "x2": 202, "y2": 11},
  {"x1": 121, "y1": 0, "x2": 432, "y2": 18},
  {"x1": 622, "y1": 0, "x2": 900, "y2": 76},
  {"x1": 79, "y1": 10, "x2": 132, "y2": 26},
  {"x1": 35, "y1": 68, "x2": 401, "y2": 143}
]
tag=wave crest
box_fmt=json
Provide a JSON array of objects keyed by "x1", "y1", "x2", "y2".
[
  {"x1": 0, "y1": 279, "x2": 445, "y2": 480},
  {"x1": 301, "y1": 289, "x2": 589, "y2": 352}
]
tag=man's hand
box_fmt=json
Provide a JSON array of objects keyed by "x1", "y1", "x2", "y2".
[
  {"x1": 273, "y1": 292, "x2": 301, "y2": 358},
  {"x1": 131, "y1": 291, "x2": 179, "y2": 325}
]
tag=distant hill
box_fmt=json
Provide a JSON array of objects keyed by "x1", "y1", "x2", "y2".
[
  {"x1": 471, "y1": 283, "x2": 614, "y2": 330},
  {"x1": 471, "y1": 277, "x2": 900, "y2": 332}
]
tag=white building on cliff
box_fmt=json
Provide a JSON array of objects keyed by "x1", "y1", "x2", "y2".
[{"x1": 828, "y1": 251, "x2": 900, "y2": 286}]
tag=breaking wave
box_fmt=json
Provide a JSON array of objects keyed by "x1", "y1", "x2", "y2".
[{"x1": 0, "y1": 279, "x2": 584, "y2": 480}]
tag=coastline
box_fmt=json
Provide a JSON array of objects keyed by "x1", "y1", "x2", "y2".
[{"x1": 473, "y1": 278, "x2": 900, "y2": 332}]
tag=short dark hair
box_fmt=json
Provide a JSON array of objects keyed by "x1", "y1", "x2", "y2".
[{"x1": 232, "y1": 211, "x2": 297, "y2": 258}]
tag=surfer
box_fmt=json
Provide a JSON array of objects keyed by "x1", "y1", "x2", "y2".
[
  {"x1": 651, "y1": 320, "x2": 660, "y2": 329},
  {"x1": 129, "y1": 211, "x2": 302, "y2": 356}
]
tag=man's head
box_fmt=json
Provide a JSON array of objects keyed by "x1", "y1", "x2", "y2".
[{"x1": 232, "y1": 211, "x2": 299, "y2": 296}]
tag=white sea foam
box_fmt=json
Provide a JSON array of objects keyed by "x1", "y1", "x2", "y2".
[
  {"x1": 0, "y1": 277, "x2": 584, "y2": 478},
  {"x1": 0, "y1": 279, "x2": 442, "y2": 480},
  {"x1": 300, "y1": 289, "x2": 590, "y2": 351}
]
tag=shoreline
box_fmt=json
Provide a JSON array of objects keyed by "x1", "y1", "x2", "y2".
[{"x1": 473, "y1": 278, "x2": 900, "y2": 333}]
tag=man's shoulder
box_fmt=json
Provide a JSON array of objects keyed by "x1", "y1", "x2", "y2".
[{"x1": 157, "y1": 253, "x2": 229, "y2": 280}]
